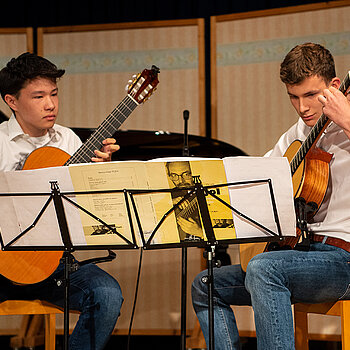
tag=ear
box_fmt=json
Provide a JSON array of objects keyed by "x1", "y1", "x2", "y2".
[
  {"x1": 4, "y1": 94, "x2": 18, "y2": 111},
  {"x1": 330, "y1": 77, "x2": 341, "y2": 89}
]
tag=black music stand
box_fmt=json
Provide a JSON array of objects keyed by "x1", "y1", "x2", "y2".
[
  {"x1": 126, "y1": 176, "x2": 285, "y2": 350},
  {"x1": 0, "y1": 181, "x2": 138, "y2": 350},
  {"x1": 0, "y1": 169, "x2": 289, "y2": 350}
]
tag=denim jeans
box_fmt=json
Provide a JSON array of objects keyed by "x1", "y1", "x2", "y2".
[
  {"x1": 191, "y1": 243, "x2": 350, "y2": 350},
  {"x1": 0, "y1": 262, "x2": 123, "y2": 350}
]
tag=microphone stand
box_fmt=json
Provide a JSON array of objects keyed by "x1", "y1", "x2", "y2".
[
  {"x1": 183, "y1": 110, "x2": 189, "y2": 157},
  {"x1": 181, "y1": 110, "x2": 189, "y2": 350}
]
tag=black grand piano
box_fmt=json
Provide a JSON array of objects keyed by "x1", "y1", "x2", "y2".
[
  {"x1": 0, "y1": 110, "x2": 246, "y2": 159},
  {"x1": 72, "y1": 127, "x2": 247, "y2": 161}
]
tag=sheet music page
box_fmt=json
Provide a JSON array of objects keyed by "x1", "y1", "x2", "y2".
[
  {"x1": 223, "y1": 156, "x2": 295, "y2": 239},
  {"x1": 68, "y1": 161, "x2": 156, "y2": 246},
  {"x1": 146, "y1": 157, "x2": 236, "y2": 243},
  {"x1": 0, "y1": 166, "x2": 86, "y2": 247},
  {"x1": 68, "y1": 157, "x2": 234, "y2": 246}
]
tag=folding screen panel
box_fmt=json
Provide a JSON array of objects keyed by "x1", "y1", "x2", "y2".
[
  {"x1": 37, "y1": 21, "x2": 205, "y2": 334},
  {"x1": 38, "y1": 20, "x2": 205, "y2": 136},
  {"x1": 212, "y1": 2, "x2": 350, "y2": 157}
]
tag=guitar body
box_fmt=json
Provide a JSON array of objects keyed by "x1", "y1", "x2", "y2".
[
  {"x1": 22, "y1": 146, "x2": 71, "y2": 170},
  {"x1": 239, "y1": 140, "x2": 332, "y2": 271},
  {"x1": 0, "y1": 147, "x2": 70, "y2": 284}
]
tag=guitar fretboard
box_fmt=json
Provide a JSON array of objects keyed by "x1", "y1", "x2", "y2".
[
  {"x1": 65, "y1": 95, "x2": 138, "y2": 166},
  {"x1": 290, "y1": 72, "x2": 350, "y2": 175}
]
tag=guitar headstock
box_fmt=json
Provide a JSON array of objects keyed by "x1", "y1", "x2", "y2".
[{"x1": 126, "y1": 65, "x2": 160, "y2": 104}]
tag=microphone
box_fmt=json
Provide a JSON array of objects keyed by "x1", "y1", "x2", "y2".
[{"x1": 182, "y1": 110, "x2": 189, "y2": 156}]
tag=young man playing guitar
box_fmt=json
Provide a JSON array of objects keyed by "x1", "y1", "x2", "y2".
[
  {"x1": 0, "y1": 53, "x2": 123, "y2": 350},
  {"x1": 191, "y1": 43, "x2": 350, "y2": 349}
]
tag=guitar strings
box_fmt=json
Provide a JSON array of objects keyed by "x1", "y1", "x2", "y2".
[
  {"x1": 65, "y1": 95, "x2": 138, "y2": 165},
  {"x1": 290, "y1": 74, "x2": 350, "y2": 175}
]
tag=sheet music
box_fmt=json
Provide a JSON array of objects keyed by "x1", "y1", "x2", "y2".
[
  {"x1": 223, "y1": 156, "x2": 295, "y2": 239},
  {"x1": 68, "y1": 161, "x2": 157, "y2": 246},
  {"x1": 0, "y1": 156, "x2": 295, "y2": 249},
  {"x1": 146, "y1": 158, "x2": 235, "y2": 243},
  {"x1": 0, "y1": 166, "x2": 86, "y2": 247}
]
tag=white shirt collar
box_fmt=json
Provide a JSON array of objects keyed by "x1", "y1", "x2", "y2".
[{"x1": 8, "y1": 114, "x2": 61, "y2": 142}]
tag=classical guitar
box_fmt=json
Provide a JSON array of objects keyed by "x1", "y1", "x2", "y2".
[
  {"x1": 240, "y1": 71, "x2": 350, "y2": 271},
  {"x1": 0, "y1": 66, "x2": 159, "y2": 284}
]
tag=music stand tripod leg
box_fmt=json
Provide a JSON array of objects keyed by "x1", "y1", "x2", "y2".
[
  {"x1": 201, "y1": 245, "x2": 216, "y2": 350},
  {"x1": 193, "y1": 181, "x2": 217, "y2": 350},
  {"x1": 50, "y1": 181, "x2": 77, "y2": 350},
  {"x1": 181, "y1": 246, "x2": 187, "y2": 350}
]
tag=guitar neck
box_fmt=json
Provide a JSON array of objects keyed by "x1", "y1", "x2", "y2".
[
  {"x1": 290, "y1": 115, "x2": 330, "y2": 175},
  {"x1": 290, "y1": 72, "x2": 350, "y2": 175},
  {"x1": 65, "y1": 95, "x2": 138, "y2": 166}
]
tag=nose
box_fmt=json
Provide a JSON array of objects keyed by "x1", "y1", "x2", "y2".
[
  {"x1": 178, "y1": 176, "x2": 187, "y2": 185},
  {"x1": 299, "y1": 98, "x2": 309, "y2": 114},
  {"x1": 44, "y1": 96, "x2": 55, "y2": 110}
]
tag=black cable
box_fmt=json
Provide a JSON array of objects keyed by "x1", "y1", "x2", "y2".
[
  {"x1": 127, "y1": 247, "x2": 144, "y2": 350},
  {"x1": 78, "y1": 249, "x2": 116, "y2": 266}
]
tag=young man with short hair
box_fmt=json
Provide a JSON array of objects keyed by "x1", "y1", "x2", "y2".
[
  {"x1": 191, "y1": 43, "x2": 350, "y2": 350},
  {"x1": 0, "y1": 52, "x2": 123, "y2": 350}
]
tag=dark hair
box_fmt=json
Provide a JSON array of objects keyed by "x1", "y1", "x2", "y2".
[
  {"x1": 0, "y1": 52, "x2": 65, "y2": 101},
  {"x1": 280, "y1": 43, "x2": 336, "y2": 85}
]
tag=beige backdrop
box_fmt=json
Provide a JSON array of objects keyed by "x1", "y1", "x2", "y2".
[{"x1": 38, "y1": 21, "x2": 206, "y2": 136}]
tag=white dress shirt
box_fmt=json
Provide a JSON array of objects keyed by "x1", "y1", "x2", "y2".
[
  {"x1": 0, "y1": 114, "x2": 82, "y2": 171},
  {"x1": 268, "y1": 118, "x2": 350, "y2": 242}
]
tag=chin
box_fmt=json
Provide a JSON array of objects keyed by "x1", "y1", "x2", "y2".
[
  {"x1": 302, "y1": 119, "x2": 317, "y2": 127},
  {"x1": 44, "y1": 121, "x2": 56, "y2": 128}
]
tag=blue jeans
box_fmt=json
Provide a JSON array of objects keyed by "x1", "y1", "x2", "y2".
[
  {"x1": 0, "y1": 262, "x2": 123, "y2": 350},
  {"x1": 191, "y1": 243, "x2": 350, "y2": 350}
]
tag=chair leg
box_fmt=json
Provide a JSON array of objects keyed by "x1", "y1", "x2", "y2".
[
  {"x1": 186, "y1": 320, "x2": 207, "y2": 349},
  {"x1": 45, "y1": 313, "x2": 56, "y2": 350},
  {"x1": 294, "y1": 310, "x2": 309, "y2": 350},
  {"x1": 23, "y1": 315, "x2": 45, "y2": 349},
  {"x1": 9, "y1": 315, "x2": 31, "y2": 349},
  {"x1": 341, "y1": 301, "x2": 350, "y2": 350}
]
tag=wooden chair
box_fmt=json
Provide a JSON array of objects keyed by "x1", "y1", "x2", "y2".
[
  {"x1": 0, "y1": 300, "x2": 65, "y2": 350},
  {"x1": 186, "y1": 320, "x2": 206, "y2": 349},
  {"x1": 294, "y1": 300, "x2": 350, "y2": 350}
]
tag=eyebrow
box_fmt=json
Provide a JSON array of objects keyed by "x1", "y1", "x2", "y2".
[
  {"x1": 288, "y1": 89, "x2": 320, "y2": 97},
  {"x1": 31, "y1": 88, "x2": 58, "y2": 95}
]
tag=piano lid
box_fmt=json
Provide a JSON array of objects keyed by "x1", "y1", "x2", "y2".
[{"x1": 72, "y1": 128, "x2": 247, "y2": 160}]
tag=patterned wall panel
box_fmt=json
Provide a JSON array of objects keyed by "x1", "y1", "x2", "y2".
[
  {"x1": 38, "y1": 22, "x2": 205, "y2": 137},
  {"x1": 213, "y1": 4, "x2": 350, "y2": 156}
]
